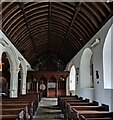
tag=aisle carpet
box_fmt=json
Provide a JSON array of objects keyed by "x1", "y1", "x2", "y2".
[{"x1": 33, "y1": 98, "x2": 64, "y2": 120}]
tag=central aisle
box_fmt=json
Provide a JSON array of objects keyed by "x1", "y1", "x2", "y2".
[{"x1": 33, "y1": 98, "x2": 64, "y2": 120}]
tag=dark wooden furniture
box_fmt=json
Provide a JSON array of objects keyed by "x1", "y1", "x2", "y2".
[
  {"x1": 1, "y1": 92, "x2": 40, "y2": 120},
  {"x1": 27, "y1": 71, "x2": 69, "y2": 97}
]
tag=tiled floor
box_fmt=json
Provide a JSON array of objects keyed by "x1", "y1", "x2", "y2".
[{"x1": 33, "y1": 98, "x2": 64, "y2": 120}]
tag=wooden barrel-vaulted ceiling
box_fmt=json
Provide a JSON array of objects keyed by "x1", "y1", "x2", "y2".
[{"x1": 1, "y1": 2, "x2": 113, "y2": 69}]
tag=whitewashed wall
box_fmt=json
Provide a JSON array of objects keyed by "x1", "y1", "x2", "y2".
[{"x1": 66, "y1": 16, "x2": 113, "y2": 111}]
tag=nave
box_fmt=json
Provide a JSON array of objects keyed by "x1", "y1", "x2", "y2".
[{"x1": 0, "y1": 1, "x2": 113, "y2": 120}]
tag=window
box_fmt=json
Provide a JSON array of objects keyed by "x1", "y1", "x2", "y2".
[
  {"x1": 80, "y1": 48, "x2": 93, "y2": 88},
  {"x1": 103, "y1": 24, "x2": 112, "y2": 89},
  {"x1": 69, "y1": 65, "x2": 76, "y2": 93}
]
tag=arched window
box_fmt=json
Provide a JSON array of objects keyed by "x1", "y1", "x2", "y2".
[
  {"x1": 69, "y1": 65, "x2": 76, "y2": 94},
  {"x1": 103, "y1": 24, "x2": 112, "y2": 89},
  {"x1": 80, "y1": 48, "x2": 93, "y2": 88}
]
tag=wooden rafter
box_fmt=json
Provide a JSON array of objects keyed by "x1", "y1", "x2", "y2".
[
  {"x1": 47, "y1": 2, "x2": 52, "y2": 53},
  {"x1": 58, "y1": 2, "x2": 82, "y2": 56},
  {"x1": 18, "y1": 3, "x2": 39, "y2": 60}
]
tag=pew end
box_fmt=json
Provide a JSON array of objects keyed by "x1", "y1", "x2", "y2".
[{"x1": 102, "y1": 103, "x2": 109, "y2": 111}]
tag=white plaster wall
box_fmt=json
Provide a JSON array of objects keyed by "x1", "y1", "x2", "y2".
[{"x1": 66, "y1": 16, "x2": 113, "y2": 111}]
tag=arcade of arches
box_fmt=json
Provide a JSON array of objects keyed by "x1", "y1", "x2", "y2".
[{"x1": 0, "y1": 2, "x2": 113, "y2": 119}]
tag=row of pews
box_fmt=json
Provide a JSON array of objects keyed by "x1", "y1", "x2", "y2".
[
  {"x1": 58, "y1": 95, "x2": 113, "y2": 120},
  {"x1": 0, "y1": 91, "x2": 42, "y2": 120}
]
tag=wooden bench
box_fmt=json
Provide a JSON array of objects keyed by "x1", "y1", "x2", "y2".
[
  {"x1": 58, "y1": 95, "x2": 78, "y2": 107},
  {"x1": 0, "y1": 114, "x2": 19, "y2": 120},
  {"x1": 1, "y1": 104, "x2": 28, "y2": 119},
  {"x1": 58, "y1": 96, "x2": 85, "y2": 113},
  {"x1": 1, "y1": 92, "x2": 39, "y2": 119},
  {"x1": 72, "y1": 108, "x2": 113, "y2": 120},
  {"x1": 80, "y1": 114, "x2": 113, "y2": 120},
  {"x1": 65, "y1": 101, "x2": 98, "y2": 119}
]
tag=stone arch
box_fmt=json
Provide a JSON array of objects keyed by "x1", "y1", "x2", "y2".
[
  {"x1": 4, "y1": 46, "x2": 19, "y2": 70},
  {"x1": 80, "y1": 48, "x2": 93, "y2": 88},
  {"x1": 0, "y1": 38, "x2": 21, "y2": 97},
  {"x1": 0, "y1": 41, "x2": 19, "y2": 97},
  {"x1": 0, "y1": 42, "x2": 5, "y2": 63},
  {"x1": 18, "y1": 57, "x2": 27, "y2": 95}
]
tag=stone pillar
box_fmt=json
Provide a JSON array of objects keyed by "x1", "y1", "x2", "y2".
[
  {"x1": 21, "y1": 73, "x2": 27, "y2": 95},
  {"x1": 9, "y1": 69, "x2": 19, "y2": 98}
]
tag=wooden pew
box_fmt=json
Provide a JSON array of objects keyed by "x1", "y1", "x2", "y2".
[
  {"x1": 58, "y1": 95, "x2": 79, "y2": 110},
  {"x1": 58, "y1": 96, "x2": 84, "y2": 113},
  {"x1": 0, "y1": 114, "x2": 19, "y2": 120},
  {"x1": 2, "y1": 99, "x2": 34, "y2": 117},
  {"x1": 80, "y1": 114, "x2": 113, "y2": 120},
  {"x1": 1, "y1": 92, "x2": 39, "y2": 119},
  {"x1": 65, "y1": 101, "x2": 99, "y2": 119},
  {"x1": 72, "y1": 108, "x2": 113, "y2": 120},
  {"x1": 0, "y1": 91, "x2": 39, "y2": 120},
  {"x1": 63, "y1": 99, "x2": 90, "y2": 115},
  {"x1": 2, "y1": 110, "x2": 25, "y2": 120},
  {"x1": 1, "y1": 103, "x2": 28, "y2": 119},
  {"x1": 71, "y1": 106, "x2": 108, "y2": 111},
  {"x1": 58, "y1": 95, "x2": 78, "y2": 107},
  {"x1": 1, "y1": 103, "x2": 27, "y2": 108},
  {"x1": 101, "y1": 103, "x2": 109, "y2": 111}
]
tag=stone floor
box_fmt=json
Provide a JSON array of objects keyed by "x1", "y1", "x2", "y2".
[{"x1": 33, "y1": 98, "x2": 64, "y2": 120}]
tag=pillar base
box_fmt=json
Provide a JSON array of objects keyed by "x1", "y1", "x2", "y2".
[
  {"x1": 21, "y1": 88, "x2": 26, "y2": 95},
  {"x1": 9, "y1": 90, "x2": 18, "y2": 98}
]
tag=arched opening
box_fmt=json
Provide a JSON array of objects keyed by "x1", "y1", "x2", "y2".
[
  {"x1": 69, "y1": 65, "x2": 76, "y2": 95},
  {"x1": 80, "y1": 48, "x2": 94, "y2": 88},
  {"x1": 103, "y1": 24, "x2": 112, "y2": 89},
  {"x1": 1, "y1": 52, "x2": 10, "y2": 96}
]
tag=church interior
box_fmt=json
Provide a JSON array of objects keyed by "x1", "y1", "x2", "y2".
[{"x1": 0, "y1": 1, "x2": 113, "y2": 120}]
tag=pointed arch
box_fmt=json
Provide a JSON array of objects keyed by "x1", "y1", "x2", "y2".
[{"x1": 69, "y1": 65, "x2": 76, "y2": 95}]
